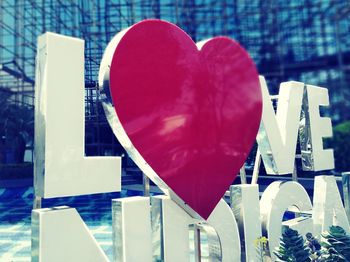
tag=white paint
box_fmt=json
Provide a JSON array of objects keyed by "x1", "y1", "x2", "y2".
[
  {"x1": 230, "y1": 184, "x2": 262, "y2": 262},
  {"x1": 207, "y1": 199, "x2": 241, "y2": 261},
  {"x1": 257, "y1": 76, "x2": 304, "y2": 175},
  {"x1": 151, "y1": 195, "x2": 197, "y2": 262},
  {"x1": 112, "y1": 197, "x2": 152, "y2": 262},
  {"x1": 34, "y1": 32, "x2": 121, "y2": 198},
  {"x1": 257, "y1": 77, "x2": 335, "y2": 175},
  {"x1": 31, "y1": 207, "x2": 108, "y2": 262},
  {"x1": 306, "y1": 85, "x2": 334, "y2": 171},
  {"x1": 151, "y1": 196, "x2": 240, "y2": 262},
  {"x1": 260, "y1": 181, "x2": 313, "y2": 261},
  {"x1": 313, "y1": 176, "x2": 350, "y2": 235}
]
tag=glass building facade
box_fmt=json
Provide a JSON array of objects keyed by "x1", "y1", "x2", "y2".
[{"x1": 0, "y1": 0, "x2": 349, "y2": 163}]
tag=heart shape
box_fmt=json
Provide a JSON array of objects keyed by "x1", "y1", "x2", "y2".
[{"x1": 105, "y1": 20, "x2": 262, "y2": 219}]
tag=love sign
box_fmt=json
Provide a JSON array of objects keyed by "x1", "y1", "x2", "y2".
[{"x1": 32, "y1": 19, "x2": 345, "y2": 262}]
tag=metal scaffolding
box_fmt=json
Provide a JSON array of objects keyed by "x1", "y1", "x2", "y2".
[{"x1": 0, "y1": 0, "x2": 349, "y2": 164}]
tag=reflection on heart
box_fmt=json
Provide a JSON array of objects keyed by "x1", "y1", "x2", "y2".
[{"x1": 109, "y1": 19, "x2": 262, "y2": 219}]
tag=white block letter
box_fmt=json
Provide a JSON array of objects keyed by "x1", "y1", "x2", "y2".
[
  {"x1": 257, "y1": 76, "x2": 304, "y2": 174},
  {"x1": 305, "y1": 85, "x2": 334, "y2": 171},
  {"x1": 260, "y1": 181, "x2": 313, "y2": 260},
  {"x1": 34, "y1": 32, "x2": 121, "y2": 198},
  {"x1": 151, "y1": 196, "x2": 240, "y2": 262},
  {"x1": 32, "y1": 207, "x2": 108, "y2": 262},
  {"x1": 112, "y1": 197, "x2": 152, "y2": 262},
  {"x1": 313, "y1": 176, "x2": 350, "y2": 235},
  {"x1": 230, "y1": 184, "x2": 262, "y2": 261}
]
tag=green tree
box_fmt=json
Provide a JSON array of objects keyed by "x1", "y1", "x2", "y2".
[
  {"x1": 273, "y1": 227, "x2": 311, "y2": 262},
  {"x1": 331, "y1": 121, "x2": 350, "y2": 172},
  {"x1": 319, "y1": 226, "x2": 350, "y2": 261}
]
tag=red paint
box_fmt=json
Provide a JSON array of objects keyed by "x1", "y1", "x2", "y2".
[{"x1": 110, "y1": 20, "x2": 262, "y2": 219}]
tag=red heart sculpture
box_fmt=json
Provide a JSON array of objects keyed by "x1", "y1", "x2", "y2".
[{"x1": 109, "y1": 20, "x2": 262, "y2": 219}]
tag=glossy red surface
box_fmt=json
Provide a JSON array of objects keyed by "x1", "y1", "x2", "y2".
[{"x1": 110, "y1": 20, "x2": 262, "y2": 219}]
